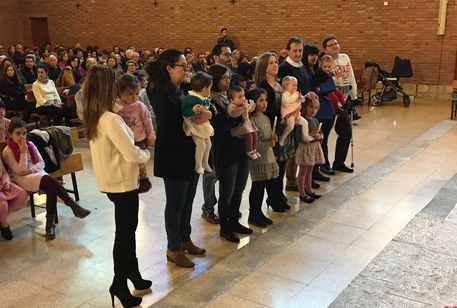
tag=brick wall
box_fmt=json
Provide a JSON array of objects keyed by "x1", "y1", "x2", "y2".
[{"x1": 1, "y1": 0, "x2": 456, "y2": 85}]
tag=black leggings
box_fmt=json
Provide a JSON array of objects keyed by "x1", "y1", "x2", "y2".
[{"x1": 39, "y1": 175, "x2": 71, "y2": 214}]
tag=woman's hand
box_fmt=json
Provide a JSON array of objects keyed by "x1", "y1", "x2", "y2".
[
  {"x1": 147, "y1": 139, "x2": 155, "y2": 148},
  {"x1": 19, "y1": 139, "x2": 28, "y2": 153},
  {"x1": 191, "y1": 109, "x2": 212, "y2": 125}
]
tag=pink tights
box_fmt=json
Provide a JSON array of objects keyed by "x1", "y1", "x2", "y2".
[{"x1": 297, "y1": 164, "x2": 314, "y2": 197}]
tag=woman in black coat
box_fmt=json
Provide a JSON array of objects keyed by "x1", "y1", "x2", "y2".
[{"x1": 146, "y1": 48, "x2": 212, "y2": 268}]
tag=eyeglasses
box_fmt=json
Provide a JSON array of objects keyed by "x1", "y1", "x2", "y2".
[
  {"x1": 326, "y1": 42, "x2": 339, "y2": 48},
  {"x1": 221, "y1": 76, "x2": 231, "y2": 81},
  {"x1": 220, "y1": 52, "x2": 232, "y2": 57},
  {"x1": 174, "y1": 63, "x2": 187, "y2": 70}
]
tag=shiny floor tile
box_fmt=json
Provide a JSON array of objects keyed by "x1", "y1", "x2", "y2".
[{"x1": 1, "y1": 98, "x2": 456, "y2": 307}]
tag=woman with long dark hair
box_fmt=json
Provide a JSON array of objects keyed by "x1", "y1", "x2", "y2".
[
  {"x1": 146, "y1": 49, "x2": 210, "y2": 268},
  {"x1": 207, "y1": 64, "x2": 253, "y2": 242}
]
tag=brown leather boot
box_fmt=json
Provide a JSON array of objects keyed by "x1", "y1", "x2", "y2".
[
  {"x1": 65, "y1": 199, "x2": 91, "y2": 219},
  {"x1": 181, "y1": 240, "x2": 206, "y2": 255},
  {"x1": 166, "y1": 249, "x2": 194, "y2": 268}
]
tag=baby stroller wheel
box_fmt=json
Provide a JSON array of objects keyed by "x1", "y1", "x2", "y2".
[
  {"x1": 403, "y1": 95, "x2": 410, "y2": 107},
  {"x1": 370, "y1": 93, "x2": 382, "y2": 106}
]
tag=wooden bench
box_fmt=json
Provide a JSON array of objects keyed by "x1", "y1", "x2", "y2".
[{"x1": 0, "y1": 129, "x2": 84, "y2": 221}]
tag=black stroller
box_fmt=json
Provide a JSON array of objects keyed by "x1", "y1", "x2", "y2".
[{"x1": 369, "y1": 56, "x2": 413, "y2": 107}]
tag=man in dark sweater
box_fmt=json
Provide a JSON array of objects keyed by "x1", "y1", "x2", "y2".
[
  {"x1": 216, "y1": 28, "x2": 236, "y2": 51},
  {"x1": 45, "y1": 53, "x2": 61, "y2": 82},
  {"x1": 20, "y1": 55, "x2": 37, "y2": 84},
  {"x1": 277, "y1": 37, "x2": 329, "y2": 190}
]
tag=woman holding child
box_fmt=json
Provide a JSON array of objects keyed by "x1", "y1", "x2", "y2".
[
  {"x1": 207, "y1": 64, "x2": 253, "y2": 243},
  {"x1": 146, "y1": 49, "x2": 210, "y2": 268}
]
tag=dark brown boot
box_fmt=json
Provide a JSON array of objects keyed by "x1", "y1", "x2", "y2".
[{"x1": 65, "y1": 199, "x2": 91, "y2": 219}]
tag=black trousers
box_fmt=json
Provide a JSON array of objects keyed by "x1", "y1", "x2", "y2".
[
  {"x1": 106, "y1": 190, "x2": 139, "y2": 281},
  {"x1": 36, "y1": 104, "x2": 73, "y2": 126}
]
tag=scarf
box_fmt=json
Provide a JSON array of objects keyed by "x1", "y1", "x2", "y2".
[
  {"x1": 5, "y1": 137, "x2": 39, "y2": 164},
  {"x1": 37, "y1": 77, "x2": 49, "y2": 84}
]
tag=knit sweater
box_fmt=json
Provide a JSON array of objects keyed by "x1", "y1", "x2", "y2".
[
  {"x1": 32, "y1": 79, "x2": 61, "y2": 108},
  {"x1": 89, "y1": 111, "x2": 150, "y2": 193}
]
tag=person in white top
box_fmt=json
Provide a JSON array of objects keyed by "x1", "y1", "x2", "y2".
[
  {"x1": 32, "y1": 64, "x2": 73, "y2": 126},
  {"x1": 83, "y1": 66, "x2": 151, "y2": 308}
]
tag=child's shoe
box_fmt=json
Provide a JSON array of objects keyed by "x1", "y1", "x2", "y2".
[
  {"x1": 247, "y1": 151, "x2": 258, "y2": 160},
  {"x1": 278, "y1": 138, "x2": 285, "y2": 147},
  {"x1": 202, "y1": 164, "x2": 213, "y2": 173},
  {"x1": 138, "y1": 178, "x2": 152, "y2": 193},
  {"x1": 195, "y1": 166, "x2": 205, "y2": 174},
  {"x1": 254, "y1": 150, "x2": 262, "y2": 158}
]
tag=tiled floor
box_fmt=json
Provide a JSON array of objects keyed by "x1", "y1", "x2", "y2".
[{"x1": 0, "y1": 97, "x2": 455, "y2": 307}]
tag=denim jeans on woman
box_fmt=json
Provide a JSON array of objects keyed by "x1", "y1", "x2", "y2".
[
  {"x1": 217, "y1": 159, "x2": 249, "y2": 232},
  {"x1": 163, "y1": 174, "x2": 199, "y2": 251}
]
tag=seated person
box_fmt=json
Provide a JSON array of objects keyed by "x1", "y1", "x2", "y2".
[{"x1": 32, "y1": 65, "x2": 73, "y2": 126}]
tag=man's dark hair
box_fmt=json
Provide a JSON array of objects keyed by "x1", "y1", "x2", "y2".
[
  {"x1": 211, "y1": 44, "x2": 230, "y2": 58},
  {"x1": 220, "y1": 28, "x2": 228, "y2": 34},
  {"x1": 286, "y1": 37, "x2": 304, "y2": 50},
  {"x1": 323, "y1": 36, "x2": 337, "y2": 49}
]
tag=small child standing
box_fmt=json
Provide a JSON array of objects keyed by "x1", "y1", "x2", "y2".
[
  {"x1": 0, "y1": 100, "x2": 11, "y2": 142},
  {"x1": 312, "y1": 55, "x2": 346, "y2": 111},
  {"x1": 181, "y1": 71, "x2": 215, "y2": 175},
  {"x1": 247, "y1": 88, "x2": 280, "y2": 227},
  {"x1": 227, "y1": 85, "x2": 259, "y2": 159},
  {"x1": 296, "y1": 98, "x2": 325, "y2": 203},
  {"x1": 278, "y1": 76, "x2": 308, "y2": 146},
  {"x1": 115, "y1": 74, "x2": 156, "y2": 193}
]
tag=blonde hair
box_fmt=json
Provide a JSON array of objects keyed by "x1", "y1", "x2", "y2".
[
  {"x1": 281, "y1": 76, "x2": 297, "y2": 89},
  {"x1": 320, "y1": 54, "x2": 333, "y2": 64},
  {"x1": 83, "y1": 66, "x2": 116, "y2": 140}
]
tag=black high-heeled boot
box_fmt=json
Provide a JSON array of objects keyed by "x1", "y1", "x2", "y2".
[
  {"x1": 127, "y1": 258, "x2": 152, "y2": 290},
  {"x1": 109, "y1": 279, "x2": 142, "y2": 308},
  {"x1": 127, "y1": 269, "x2": 152, "y2": 291},
  {"x1": 266, "y1": 201, "x2": 285, "y2": 212}
]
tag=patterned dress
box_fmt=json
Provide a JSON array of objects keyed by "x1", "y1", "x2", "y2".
[{"x1": 295, "y1": 117, "x2": 325, "y2": 166}]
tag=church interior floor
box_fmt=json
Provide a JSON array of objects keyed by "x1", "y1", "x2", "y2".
[{"x1": 1, "y1": 97, "x2": 456, "y2": 308}]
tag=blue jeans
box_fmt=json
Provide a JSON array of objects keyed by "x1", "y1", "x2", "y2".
[
  {"x1": 217, "y1": 159, "x2": 249, "y2": 232},
  {"x1": 163, "y1": 174, "x2": 198, "y2": 251},
  {"x1": 201, "y1": 170, "x2": 217, "y2": 213}
]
